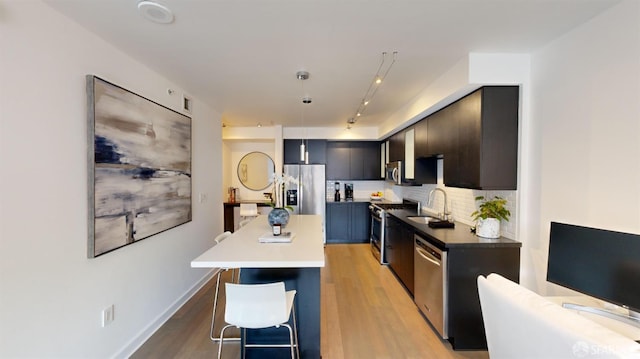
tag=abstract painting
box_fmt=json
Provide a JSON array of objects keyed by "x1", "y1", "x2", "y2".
[{"x1": 87, "y1": 76, "x2": 192, "y2": 258}]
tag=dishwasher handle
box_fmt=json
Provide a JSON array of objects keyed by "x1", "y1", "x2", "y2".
[{"x1": 415, "y1": 246, "x2": 441, "y2": 266}]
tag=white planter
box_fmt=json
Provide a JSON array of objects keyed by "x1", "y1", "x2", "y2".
[{"x1": 476, "y1": 218, "x2": 501, "y2": 238}]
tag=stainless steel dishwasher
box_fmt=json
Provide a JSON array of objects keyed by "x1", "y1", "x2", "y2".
[{"x1": 414, "y1": 234, "x2": 448, "y2": 339}]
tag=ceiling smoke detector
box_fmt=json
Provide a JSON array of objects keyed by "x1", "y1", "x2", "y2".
[
  {"x1": 296, "y1": 71, "x2": 309, "y2": 80},
  {"x1": 137, "y1": 1, "x2": 174, "y2": 24}
]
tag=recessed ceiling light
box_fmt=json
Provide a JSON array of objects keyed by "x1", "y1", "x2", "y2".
[{"x1": 137, "y1": 1, "x2": 174, "y2": 24}]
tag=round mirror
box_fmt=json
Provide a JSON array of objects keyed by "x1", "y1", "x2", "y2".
[{"x1": 237, "y1": 152, "x2": 275, "y2": 191}]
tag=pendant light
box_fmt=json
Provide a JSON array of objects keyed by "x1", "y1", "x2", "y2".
[
  {"x1": 296, "y1": 71, "x2": 310, "y2": 162},
  {"x1": 302, "y1": 96, "x2": 312, "y2": 164}
]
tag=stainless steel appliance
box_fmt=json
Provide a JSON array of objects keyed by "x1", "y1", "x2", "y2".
[
  {"x1": 369, "y1": 200, "x2": 420, "y2": 265},
  {"x1": 369, "y1": 203, "x2": 386, "y2": 264},
  {"x1": 385, "y1": 161, "x2": 402, "y2": 185},
  {"x1": 414, "y1": 234, "x2": 448, "y2": 339},
  {"x1": 334, "y1": 181, "x2": 341, "y2": 202},
  {"x1": 283, "y1": 164, "x2": 326, "y2": 232},
  {"x1": 344, "y1": 183, "x2": 353, "y2": 201}
]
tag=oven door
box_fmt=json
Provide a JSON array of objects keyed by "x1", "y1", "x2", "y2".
[{"x1": 370, "y1": 211, "x2": 386, "y2": 264}]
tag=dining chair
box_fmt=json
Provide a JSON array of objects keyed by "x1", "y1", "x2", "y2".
[
  {"x1": 239, "y1": 203, "x2": 258, "y2": 228},
  {"x1": 217, "y1": 282, "x2": 299, "y2": 359},
  {"x1": 209, "y1": 231, "x2": 240, "y2": 342}
]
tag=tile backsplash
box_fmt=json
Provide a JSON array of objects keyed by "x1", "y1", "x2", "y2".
[
  {"x1": 400, "y1": 185, "x2": 517, "y2": 239},
  {"x1": 325, "y1": 160, "x2": 518, "y2": 239}
]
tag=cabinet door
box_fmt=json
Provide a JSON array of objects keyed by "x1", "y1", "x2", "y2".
[
  {"x1": 350, "y1": 142, "x2": 381, "y2": 180},
  {"x1": 451, "y1": 86, "x2": 519, "y2": 190},
  {"x1": 326, "y1": 203, "x2": 350, "y2": 243},
  {"x1": 350, "y1": 202, "x2": 370, "y2": 243},
  {"x1": 385, "y1": 216, "x2": 400, "y2": 272},
  {"x1": 326, "y1": 142, "x2": 351, "y2": 180},
  {"x1": 427, "y1": 104, "x2": 458, "y2": 156},
  {"x1": 455, "y1": 90, "x2": 482, "y2": 188},
  {"x1": 404, "y1": 127, "x2": 415, "y2": 179},
  {"x1": 428, "y1": 104, "x2": 459, "y2": 187},
  {"x1": 476, "y1": 86, "x2": 519, "y2": 190},
  {"x1": 398, "y1": 224, "x2": 415, "y2": 295},
  {"x1": 307, "y1": 140, "x2": 327, "y2": 164},
  {"x1": 388, "y1": 131, "x2": 405, "y2": 162},
  {"x1": 380, "y1": 142, "x2": 386, "y2": 178},
  {"x1": 284, "y1": 139, "x2": 304, "y2": 164},
  {"x1": 284, "y1": 139, "x2": 327, "y2": 164},
  {"x1": 414, "y1": 118, "x2": 429, "y2": 158},
  {"x1": 349, "y1": 143, "x2": 365, "y2": 180},
  {"x1": 363, "y1": 142, "x2": 382, "y2": 180}
]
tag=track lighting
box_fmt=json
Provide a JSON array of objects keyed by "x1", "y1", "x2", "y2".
[{"x1": 347, "y1": 51, "x2": 397, "y2": 128}]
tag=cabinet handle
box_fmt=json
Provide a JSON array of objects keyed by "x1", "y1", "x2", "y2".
[{"x1": 416, "y1": 247, "x2": 440, "y2": 266}]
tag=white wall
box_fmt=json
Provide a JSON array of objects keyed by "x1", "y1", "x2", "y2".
[
  {"x1": 284, "y1": 125, "x2": 380, "y2": 140},
  {"x1": 0, "y1": 1, "x2": 223, "y2": 357},
  {"x1": 226, "y1": 141, "x2": 276, "y2": 201},
  {"x1": 528, "y1": 0, "x2": 640, "y2": 293}
]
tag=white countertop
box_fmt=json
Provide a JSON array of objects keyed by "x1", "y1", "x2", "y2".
[{"x1": 191, "y1": 214, "x2": 325, "y2": 269}]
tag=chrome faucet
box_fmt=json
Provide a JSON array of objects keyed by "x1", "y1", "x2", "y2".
[{"x1": 428, "y1": 188, "x2": 450, "y2": 221}]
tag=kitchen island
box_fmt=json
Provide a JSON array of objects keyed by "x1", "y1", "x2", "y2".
[{"x1": 191, "y1": 215, "x2": 325, "y2": 359}]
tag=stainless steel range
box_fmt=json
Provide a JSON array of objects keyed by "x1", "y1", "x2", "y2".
[
  {"x1": 369, "y1": 200, "x2": 418, "y2": 264},
  {"x1": 369, "y1": 203, "x2": 386, "y2": 264}
]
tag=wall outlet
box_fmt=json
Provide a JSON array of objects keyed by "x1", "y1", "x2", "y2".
[
  {"x1": 101, "y1": 304, "x2": 114, "y2": 327},
  {"x1": 199, "y1": 193, "x2": 208, "y2": 203}
]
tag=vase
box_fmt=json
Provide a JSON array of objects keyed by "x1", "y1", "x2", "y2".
[
  {"x1": 476, "y1": 218, "x2": 501, "y2": 238},
  {"x1": 268, "y1": 207, "x2": 290, "y2": 228}
]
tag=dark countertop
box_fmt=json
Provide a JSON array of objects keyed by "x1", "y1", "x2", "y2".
[
  {"x1": 327, "y1": 198, "x2": 383, "y2": 204},
  {"x1": 386, "y1": 208, "x2": 522, "y2": 250},
  {"x1": 224, "y1": 200, "x2": 272, "y2": 206},
  {"x1": 326, "y1": 198, "x2": 405, "y2": 204}
]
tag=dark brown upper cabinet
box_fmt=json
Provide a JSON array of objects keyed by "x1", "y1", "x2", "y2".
[
  {"x1": 284, "y1": 139, "x2": 327, "y2": 164},
  {"x1": 426, "y1": 86, "x2": 519, "y2": 190},
  {"x1": 388, "y1": 130, "x2": 405, "y2": 163},
  {"x1": 326, "y1": 141, "x2": 381, "y2": 180},
  {"x1": 414, "y1": 119, "x2": 430, "y2": 159}
]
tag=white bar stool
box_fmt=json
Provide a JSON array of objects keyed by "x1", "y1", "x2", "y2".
[
  {"x1": 239, "y1": 203, "x2": 258, "y2": 228},
  {"x1": 209, "y1": 231, "x2": 241, "y2": 342},
  {"x1": 217, "y1": 282, "x2": 299, "y2": 359}
]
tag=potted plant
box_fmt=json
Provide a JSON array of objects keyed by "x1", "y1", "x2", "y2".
[{"x1": 471, "y1": 196, "x2": 510, "y2": 238}]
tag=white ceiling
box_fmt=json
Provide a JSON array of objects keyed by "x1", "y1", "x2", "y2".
[{"x1": 45, "y1": 0, "x2": 618, "y2": 129}]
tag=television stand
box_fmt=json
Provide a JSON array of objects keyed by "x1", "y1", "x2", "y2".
[
  {"x1": 546, "y1": 296, "x2": 640, "y2": 341},
  {"x1": 561, "y1": 302, "x2": 640, "y2": 329}
]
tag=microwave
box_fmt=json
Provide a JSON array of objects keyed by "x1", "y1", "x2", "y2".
[{"x1": 385, "y1": 161, "x2": 402, "y2": 185}]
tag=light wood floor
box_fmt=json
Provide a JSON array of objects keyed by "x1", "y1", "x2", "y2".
[{"x1": 132, "y1": 244, "x2": 489, "y2": 359}]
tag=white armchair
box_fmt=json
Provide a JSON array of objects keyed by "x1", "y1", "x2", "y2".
[{"x1": 477, "y1": 273, "x2": 640, "y2": 359}]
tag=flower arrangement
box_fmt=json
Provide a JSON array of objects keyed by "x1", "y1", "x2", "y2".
[{"x1": 270, "y1": 173, "x2": 299, "y2": 209}]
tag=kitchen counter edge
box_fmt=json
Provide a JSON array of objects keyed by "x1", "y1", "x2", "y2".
[{"x1": 387, "y1": 208, "x2": 522, "y2": 249}]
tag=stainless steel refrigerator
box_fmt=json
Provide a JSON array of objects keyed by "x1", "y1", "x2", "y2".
[{"x1": 283, "y1": 164, "x2": 326, "y2": 238}]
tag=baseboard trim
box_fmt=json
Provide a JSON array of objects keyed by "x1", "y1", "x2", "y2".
[{"x1": 114, "y1": 268, "x2": 219, "y2": 359}]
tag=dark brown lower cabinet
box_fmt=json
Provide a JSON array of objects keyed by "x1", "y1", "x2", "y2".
[{"x1": 386, "y1": 215, "x2": 415, "y2": 295}]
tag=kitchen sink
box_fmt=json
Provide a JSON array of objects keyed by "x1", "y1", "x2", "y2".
[{"x1": 406, "y1": 216, "x2": 440, "y2": 224}]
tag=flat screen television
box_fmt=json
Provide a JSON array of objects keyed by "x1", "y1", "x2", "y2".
[{"x1": 547, "y1": 222, "x2": 640, "y2": 314}]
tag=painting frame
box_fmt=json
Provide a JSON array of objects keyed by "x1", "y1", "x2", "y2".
[{"x1": 87, "y1": 75, "x2": 192, "y2": 258}]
